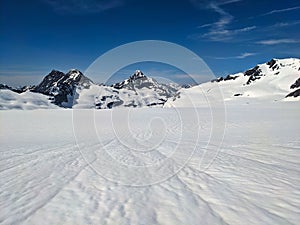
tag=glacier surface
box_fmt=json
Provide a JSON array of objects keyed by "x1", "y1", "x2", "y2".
[{"x1": 1, "y1": 102, "x2": 299, "y2": 224}]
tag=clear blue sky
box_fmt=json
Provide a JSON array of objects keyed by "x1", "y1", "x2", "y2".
[{"x1": 0, "y1": 0, "x2": 299, "y2": 86}]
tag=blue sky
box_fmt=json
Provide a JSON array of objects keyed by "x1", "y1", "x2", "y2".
[{"x1": 0, "y1": 0, "x2": 299, "y2": 86}]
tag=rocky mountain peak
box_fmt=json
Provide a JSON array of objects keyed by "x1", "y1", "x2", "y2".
[
  {"x1": 129, "y1": 70, "x2": 145, "y2": 80},
  {"x1": 112, "y1": 70, "x2": 149, "y2": 89},
  {"x1": 33, "y1": 69, "x2": 92, "y2": 107}
]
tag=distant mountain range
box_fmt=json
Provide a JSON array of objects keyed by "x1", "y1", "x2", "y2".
[
  {"x1": 0, "y1": 69, "x2": 181, "y2": 109},
  {"x1": 0, "y1": 58, "x2": 299, "y2": 110}
]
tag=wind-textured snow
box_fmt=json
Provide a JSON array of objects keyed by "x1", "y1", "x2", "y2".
[{"x1": 1, "y1": 102, "x2": 299, "y2": 225}]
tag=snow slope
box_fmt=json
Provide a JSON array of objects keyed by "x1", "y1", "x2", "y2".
[
  {"x1": 1, "y1": 102, "x2": 299, "y2": 224},
  {"x1": 165, "y1": 58, "x2": 300, "y2": 107},
  {"x1": 0, "y1": 89, "x2": 59, "y2": 110}
]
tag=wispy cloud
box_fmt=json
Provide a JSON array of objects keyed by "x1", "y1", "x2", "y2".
[
  {"x1": 202, "y1": 25, "x2": 256, "y2": 41},
  {"x1": 271, "y1": 20, "x2": 300, "y2": 28},
  {"x1": 262, "y1": 6, "x2": 300, "y2": 16},
  {"x1": 218, "y1": 0, "x2": 242, "y2": 5},
  {"x1": 190, "y1": 0, "x2": 255, "y2": 41},
  {"x1": 213, "y1": 52, "x2": 256, "y2": 59},
  {"x1": 236, "y1": 52, "x2": 256, "y2": 59},
  {"x1": 198, "y1": 23, "x2": 214, "y2": 29},
  {"x1": 209, "y1": 2, "x2": 233, "y2": 30},
  {"x1": 256, "y1": 39, "x2": 300, "y2": 45},
  {"x1": 42, "y1": 0, "x2": 124, "y2": 14},
  {"x1": 190, "y1": 0, "x2": 238, "y2": 30}
]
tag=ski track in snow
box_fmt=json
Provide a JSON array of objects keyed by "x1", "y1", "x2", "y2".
[{"x1": 0, "y1": 104, "x2": 300, "y2": 225}]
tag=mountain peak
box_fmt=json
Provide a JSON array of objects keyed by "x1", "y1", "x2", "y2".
[
  {"x1": 129, "y1": 70, "x2": 146, "y2": 80},
  {"x1": 33, "y1": 69, "x2": 92, "y2": 107},
  {"x1": 112, "y1": 70, "x2": 147, "y2": 89},
  {"x1": 66, "y1": 69, "x2": 84, "y2": 81}
]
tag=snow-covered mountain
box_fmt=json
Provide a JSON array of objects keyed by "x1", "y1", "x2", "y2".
[
  {"x1": 74, "y1": 70, "x2": 180, "y2": 109},
  {"x1": 165, "y1": 58, "x2": 300, "y2": 107}
]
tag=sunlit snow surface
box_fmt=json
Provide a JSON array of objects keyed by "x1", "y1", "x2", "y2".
[{"x1": 1, "y1": 103, "x2": 300, "y2": 224}]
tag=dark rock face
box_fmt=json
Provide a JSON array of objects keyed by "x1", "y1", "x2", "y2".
[
  {"x1": 244, "y1": 66, "x2": 263, "y2": 85},
  {"x1": 244, "y1": 66, "x2": 261, "y2": 76},
  {"x1": 286, "y1": 89, "x2": 300, "y2": 98},
  {"x1": 266, "y1": 59, "x2": 280, "y2": 71},
  {"x1": 246, "y1": 75, "x2": 261, "y2": 85},
  {"x1": 224, "y1": 75, "x2": 239, "y2": 81},
  {"x1": 181, "y1": 84, "x2": 193, "y2": 89},
  {"x1": 211, "y1": 75, "x2": 239, "y2": 83},
  {"x1": 267, "y1": 59, "x2": 276, "y2": 68},
  {"x1": 95, "y1": 95, "x2": 124, "y2": 109},
  {"x1": 290, "y1": 78, "x2": 300, "y2": 89},
  {"x1": 33, "y1": 69, "x2": 92, "y2": 107},
  {"x1": 146, "y1": 102, "x2": 164, "y2": 107},
  {"x1": 106, "y1": 99, "x2": 124, "y2": 109},
  {"x1": 211, "y1": 77, "x2": 224, "y2": 82}
]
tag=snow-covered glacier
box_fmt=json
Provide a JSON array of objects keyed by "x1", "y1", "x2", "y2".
[{"x1": 1, "y1": 101, "x2": 299, "y2": 224}]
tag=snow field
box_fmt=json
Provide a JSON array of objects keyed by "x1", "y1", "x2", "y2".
[{"x1": 1, "y1": 102, "x2": 299, "y2": 224}]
